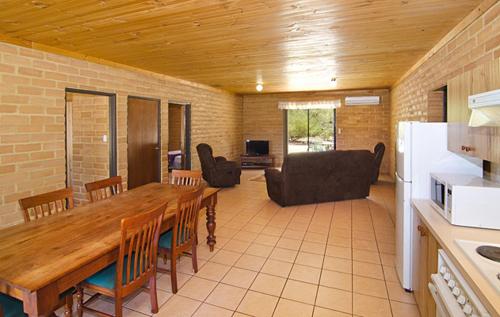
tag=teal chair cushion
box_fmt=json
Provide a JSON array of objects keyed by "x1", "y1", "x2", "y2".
[
  {"x1": 159, "y1": 228, "x2": 188, "y2": 249},
  {"x1": 0, "y1": 294, "x2": 26, "y2": 317},
  {"x1": 0, "y1": 289, "x2": 74, "y2": 317},
  {"x1": 159, "y1": 230, "x2": 173, "y2": 249},
  {"x1": 85, "y1": 255, "x2": 143, "y2": 289}
]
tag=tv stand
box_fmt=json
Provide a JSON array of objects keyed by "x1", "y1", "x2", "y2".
[{"x1": 240, "y1": 154, "x2": 275, "y2": 169}]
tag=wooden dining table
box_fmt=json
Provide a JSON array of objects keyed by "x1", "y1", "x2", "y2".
[{"x1": 0, "y1": 183, "x2": 220, "y2": 316}]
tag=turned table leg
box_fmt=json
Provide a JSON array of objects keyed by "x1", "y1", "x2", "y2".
[{"x1": 205, "y1": 196, "x2": 217, "y2": 251}]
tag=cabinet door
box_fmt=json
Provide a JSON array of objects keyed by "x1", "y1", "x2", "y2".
[
  {"x1": 447, "y1": 58, "x2": 500, "y2": 162},
  {"x1": 447, "y1": 71, "x2": 474, "y2": 157},
  {"x1": 414, "y1": 217, "x2": 429, "y2": 316},
  {"x1": 470, "y1": 58, "x2": 500, "y2": 162},
  {"x1": 447, "y1": 71, "x2": 472, "y2": 123},
  {"x1": 414, "y1": 218, "x2": 438, "y2": 317}
]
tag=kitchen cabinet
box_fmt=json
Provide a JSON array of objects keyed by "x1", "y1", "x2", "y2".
[
  {"x1": 413, "y1": 216, "x2": 439, "y2": 317},
  {"x1": 447, "y1": 58, "x2": 500, "y2": 162}
]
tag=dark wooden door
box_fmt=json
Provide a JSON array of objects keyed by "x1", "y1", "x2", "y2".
[{"x1": 127, "y1": 97, "x2": 160, "y2": 189}]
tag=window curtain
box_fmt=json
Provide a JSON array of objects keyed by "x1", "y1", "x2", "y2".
[{"x1": 278, "y1": 100, "x2": 341, "y2": 110}]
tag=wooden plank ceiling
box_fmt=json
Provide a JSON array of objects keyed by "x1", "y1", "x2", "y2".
[{"x1": 0, "y1": 0, "x2": 482, "y2": 93}]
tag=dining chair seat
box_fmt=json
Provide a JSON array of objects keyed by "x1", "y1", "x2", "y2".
[
  {"x1": 0, "y1": 293, "x2": 25, "y2": 317},
  {"x1": 0, "y1": 288, "x2": 74, "y2": 317},
  {"x1": 85, "y1": 255, "x2": 141, "y2": 290},
  {"x1": 159, "y1": 230, "x2": 173, "y2": 249},
  {"x1": 159, "y1": 229, "x2": 187, "y2": 249}
]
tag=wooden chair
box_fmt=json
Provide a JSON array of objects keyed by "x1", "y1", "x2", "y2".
[
  {"x1": 158, "y1": 186, "x2": 204, "y2": 293},
  {"x1": 85, "y1": 176, "x2": 123, "y2": 203},
  {"x1": 18, "y1": 188, "x2": 74, "y2": 223},
  {"x1": 171, "y1": 170, "x2": 202, "y2": 187},
  {"x1": 76, "y1": 203, "x2": 167, "y2": 317}
]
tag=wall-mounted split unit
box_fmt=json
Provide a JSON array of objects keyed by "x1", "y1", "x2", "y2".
[{"x1": 345, "y1": 96, "x2": 380, "y2": 106}]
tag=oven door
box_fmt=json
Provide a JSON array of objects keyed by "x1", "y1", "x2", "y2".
[{"x1": 428, "y1": 274, "x2": 466, "y2": 317}]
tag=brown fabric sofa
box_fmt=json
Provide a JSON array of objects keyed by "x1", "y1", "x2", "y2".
[
  {"x1": 196, "y1": 143, "x2": 241, "y2": 187},
  {"x1": 264, "y1": 150, "x2": 373, "y2": 206}
]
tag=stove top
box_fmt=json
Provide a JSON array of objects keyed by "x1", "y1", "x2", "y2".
[
  {"x1": 455, "y1": 239, "x2": 500, "y2": 293},
  {"x1": 477, "y1": 245, "x2": 500, "y2": 263}
]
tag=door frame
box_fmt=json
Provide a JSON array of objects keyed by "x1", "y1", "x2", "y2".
[
  {"x1": 64, "y1": 88, "x2": 117, "y2": 187},
  {"x1": 127, "y1": 95, "x2": 162, "y2": 184},
  {"x1": 168, "y1": 101, "x2": 192, "y2": 170},
  {"x1": 283, "y1": 108, "x2": 337, "y2": 155}
]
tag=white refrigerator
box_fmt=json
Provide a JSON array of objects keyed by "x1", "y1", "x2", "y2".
[{"x1": 395, "y1": 122, "x2": 482, "y2": 291}]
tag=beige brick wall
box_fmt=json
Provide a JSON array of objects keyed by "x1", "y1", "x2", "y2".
[
  {"x1": 0, "y1": 41, "x2": 242, "y2": 227},
  {"x1": 67, "y1": 93, "x2": 110, "y2": 205},
  {"x1": 390, "y1": 2, "x2": 500, "y2": 176},
  {"x1": 242, "y1": 89, "x2": 391, "y2": 173}
]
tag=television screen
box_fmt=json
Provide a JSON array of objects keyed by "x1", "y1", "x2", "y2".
[{"x1": 246, "y1": 140, "x2": 269, "y2": 156}]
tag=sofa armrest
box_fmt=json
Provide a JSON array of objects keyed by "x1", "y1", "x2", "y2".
[
  {"x1": 215, "y1": 156, "x2": 227, "y2": 163},
  {"x1": 264, "y1": 168, "x2": 285, "y2": 206},
  {"x1": 215, "y1": 160, "x2": 238, "y2": 170}
]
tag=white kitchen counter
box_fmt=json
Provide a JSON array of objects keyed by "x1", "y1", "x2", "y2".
[{"x1": 413, "y1": 199, "x2": 500, "y2": 317}]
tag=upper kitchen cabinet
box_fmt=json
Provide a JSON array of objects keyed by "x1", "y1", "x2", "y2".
[
  {"x1": 447, "y1": 58, "x2": 500, "y2": 162},
  {"x1": 447, "y1": 71, "x2": 472, "y2": 123}
]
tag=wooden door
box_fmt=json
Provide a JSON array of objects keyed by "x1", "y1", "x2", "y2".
[{"x1": 127, "y1": 97, "x2": 160, "y2": 189}]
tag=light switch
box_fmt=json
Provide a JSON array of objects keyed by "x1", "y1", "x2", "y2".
[{"x1": 102, "y1": 134, "x2": 108, "y2": 142}]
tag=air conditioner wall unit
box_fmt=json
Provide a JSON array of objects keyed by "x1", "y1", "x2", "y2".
[{"x1": 345, "y1": 96, "x2": 380, "y2": 106}]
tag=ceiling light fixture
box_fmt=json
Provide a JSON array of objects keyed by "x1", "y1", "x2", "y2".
[{"x1": 256, "y1": 83, "x2": 263, "y2": 92}]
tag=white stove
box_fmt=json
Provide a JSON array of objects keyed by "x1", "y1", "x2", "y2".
[{"x1": 455, "y1": 239, "x2": 500, "y2": 293}]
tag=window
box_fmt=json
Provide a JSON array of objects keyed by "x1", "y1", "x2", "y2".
[{"x1": 286, "y1": 108, "x2": 336, "y2": 153}]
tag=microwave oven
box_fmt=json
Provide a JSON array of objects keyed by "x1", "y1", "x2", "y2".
[{"x1": 430, "y1": 173, "x2": 500, "y2": 230}]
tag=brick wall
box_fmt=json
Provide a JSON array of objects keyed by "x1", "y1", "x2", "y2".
[
  {"x1": 0, "y1": 41, "x2": 242, "y2": 227},
  {"x1": 67, "y1": 93, "x2": 110, "y2": 205},
  {"x1": 390, "y1": 1, "x2": 500, "y2": 176},
  {"x1": 242, "y1": 89, "x2": 391, "y2": 173}
]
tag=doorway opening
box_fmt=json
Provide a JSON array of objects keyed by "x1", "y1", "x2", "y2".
[
  {"x1": 127, "y1": 96, "x2": 161, "y2": 190},
  {"x1": 285, "y1": 108, "x2": 336, "y2": 154},
  {"x1": 168, "y1": 102, "x2": 191, "y2": 171},
  {"x1": 65, "y1": 88, "x2": 117, "y2": 205}
]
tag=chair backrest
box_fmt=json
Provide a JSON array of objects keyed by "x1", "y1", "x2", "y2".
[
  {"x1": 19, "y1": 188, "x2": 74, "y2": 223},
  {"x1": 173, "y1": 186, "x2": 204, "y2": 250},
  {"x1": 196, "y1": 143, "x2": 216, "y2": 170},
  {"x1": 116, "y1": 203, "x2": 166, "y2": 296},
  {"x1": 171, "y1": 170, "x2": 202, "y2": 186},
  {"x1": 85, "y1": 176, "x2": 123, "y2": 203},
  {"x1": 373, "y1": 143, "x2": 385, "y2": 167}
]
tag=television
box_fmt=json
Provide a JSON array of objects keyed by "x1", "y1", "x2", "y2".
[{"x1": 245, "y1": 140, "x2": 269, "y2": 156}]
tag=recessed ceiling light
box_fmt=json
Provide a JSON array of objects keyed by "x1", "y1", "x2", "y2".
[{"x1": 256, "y1": 83, "x2": 263, "y2": 92}]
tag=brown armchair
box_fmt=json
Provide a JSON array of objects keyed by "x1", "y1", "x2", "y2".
[
  {"x1": 372, "y1": 142, "x2": 385, "y2": 184},
  {"x1": 196, "y1": 143, "x2": 241, "y2": 187}
]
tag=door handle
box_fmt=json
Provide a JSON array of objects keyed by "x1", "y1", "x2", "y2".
[
  {"x1": 417, "y1": 225, "x2": 427, "y2": 237},
  {"x1": 154, "y1": 146, "x2": 160, "y2": 150}
]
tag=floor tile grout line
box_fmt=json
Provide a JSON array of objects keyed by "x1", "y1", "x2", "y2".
[
  {"x1": 312, "y1": 201, "x2": 335, "y2": 316},
  {"x1": 367, "y1": 197, "x2": 394, "y2": 317}
]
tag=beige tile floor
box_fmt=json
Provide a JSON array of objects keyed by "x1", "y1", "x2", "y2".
[{"x1": 76, "y1": 170, "x2": 420, "y2": 317}]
